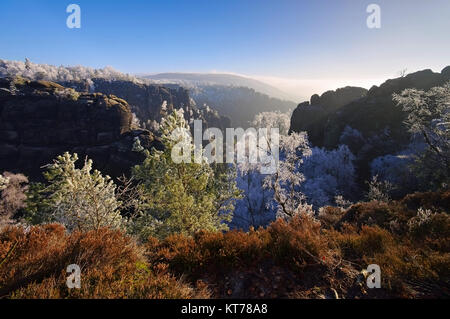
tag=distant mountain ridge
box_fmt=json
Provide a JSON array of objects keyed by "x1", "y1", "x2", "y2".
[
  {"x1": 144, "y1": 72, "x2": 297, "y2": 127},
  {"x1": 144, "y1": 72, "x2": 296, "y2": 101},
  {"x1": 189, "y1": 85, "x2": 296, "y2": 128}
]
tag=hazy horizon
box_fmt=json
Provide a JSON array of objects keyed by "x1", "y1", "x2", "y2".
[{"x1": 139, "y1": 67, "x2": 445, "y2": 102}]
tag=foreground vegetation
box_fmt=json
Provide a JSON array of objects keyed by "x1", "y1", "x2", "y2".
[{"x1": 0, "y1": 190, "x2": 448, "y2": 299}]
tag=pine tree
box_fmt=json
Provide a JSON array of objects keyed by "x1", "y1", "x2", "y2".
[
  {"x1": 131, "y1": 109, "x2": 240, "y2": 240},
  {"x1": 44, "y1": 153, "x2": 123, "y2": 232}
]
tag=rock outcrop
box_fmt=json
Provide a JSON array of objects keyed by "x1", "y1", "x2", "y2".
[
  {"x1": 0, "y1": 77, "x2": 162, "y2": 180},
  {"x1": 62, "y1": 79, "x2": 192, "y2": 123},
  {"x1": 289, "y1": 66, "x2": 450, "y2": 183},
  {"x1": 290, "y1": 68, "x2": 450, "y2": 148},
  {"x1": 289, "y1": 86, "x2": 368, "y2": 146},
  {"x1": 324, "y1": 67, "x2": 450, "y2": 149},
  {"x1": 61, "y1": 78, "x2": 231, "y2": 132}
]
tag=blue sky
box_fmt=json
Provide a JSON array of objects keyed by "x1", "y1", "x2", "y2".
[{"x1": 0, "y1": 0, "x2": 449, "y2": 98}]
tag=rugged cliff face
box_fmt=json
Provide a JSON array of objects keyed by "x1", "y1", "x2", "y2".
[
  {"x1": 61, "y1": 78, "x2": 231, "y2": 131},
  {"x1": 290, "y1": 68, "x2": 450, "y2": 149},
  {"x1": 289, "y1": 67, "x2": 450, "y2": 183},
  {"x1": 0, "y1": 77, "x2": 162, "y2": 180},
  {"x1": 289, "y1": 86, "x2": 368, "y2": 146},
  {"x1": 332, "y1": 68, "x2": 448, "y2": 149},
  {"x1": 61, "y1": 79, "x2": 191, "y2": 123}
]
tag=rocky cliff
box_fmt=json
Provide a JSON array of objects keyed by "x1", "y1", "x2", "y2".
[
  {"x1": 61, "y1": 78, "x2": 231, "y2": 132},
  {"x1": 289, "y1": 86, "x2": 368, "y2": 146},
  {"x1": 0, "y1": 77, "x2": 162, "y2": 180},
  {"x1": 289, "y1": 66, "x2": 450, "y2": 183},
  {"x1": 62, "y1": 78, "x2": 190, "y2": 122},
  {"x1": 290, "y1": 68, "x2": 450, "y2": 149}
]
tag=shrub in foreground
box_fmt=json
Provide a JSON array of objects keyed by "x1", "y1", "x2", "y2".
[
  {"x1": 0, "y1": 224, "x2": 208, "y2": 299},
  {"x1": 1, "y1": 191, "x2": 448, "y2": 299}
]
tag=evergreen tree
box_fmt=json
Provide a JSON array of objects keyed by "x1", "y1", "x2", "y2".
[
  {"x1": 44, "y1": 153, "x2": 123, "y2": 232},
  {"x1": 131, "y1": 109, "x2": 240, "y2": 240}
]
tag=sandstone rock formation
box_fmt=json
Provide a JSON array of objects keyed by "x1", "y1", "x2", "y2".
[
  {"x1": 290, "y1": 68, "x2": 450, "y2": 148},
  {"x1": 62, "y1": 78, "x2": 192, "y2": 123},
  {"x1": 61, "y1": 78, "x2": 231, "y2": 132},
  {"x1": 0, "y1": 77, "x2": 162, "y2": 181},
  {"x1": 289, "y1": 86, "x2": 368, "y2": 146},
  {"x1": 289, "y1": 66, "x2": 450, "y2": 184}
]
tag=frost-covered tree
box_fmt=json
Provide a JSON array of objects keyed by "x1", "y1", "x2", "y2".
[
  {"x1": 0, "y1": 172, "x2": 28, "y2": 215},
  {"x1": 366, "y1": 175, "x2": 394, "y2": 202},
  {"x1": 263, "y1": 132, "x2": 313, "y2": 219},
  {"x1": 301, "y1": 145, "x2": 356, "y2": 208},
  {"x1": 393, "y1": 82, "x2": 450, "y2": 188},
  {"x1": 0, "y1": 172, "x2": 29, "y2": 227},
  {"x1": 131, "y1": 112, "x2": 141, "y2": 129},
  {"x1": 132, "y1": 136, "x2": 145, "y2": 153},
  {"x1": 44, "y1": 153, "x2": 123, "y2": 232},
  {"x1": 234, "y1": 122, "x2": 357, "y2": 223},
  {"x1": 145, "y1": 119, "x2": 160, "y2": 132},
  {"x1": 369, "y1": 141, "x2": 424, "y2": 196},
  {"x1": 232, "y1": 160, "x2": 275, "y2": 230},
  {"x1": 339, "y1": 125, "x2": 366, "y2": 154},
  {"x1": 0, "y1": 174, "x2": 8, "y2": 190},
  {"x1": 0, "y1": 59, "x2": 145, "y2": 84},
  {"x1": 235, "y1": 113, "x2": 357, "y2": 221},
  {"x1": 230, "y1": 114, "x2": 275, "y2": 229},
  {"x1": 252, "y1": 111, "x2": 291, "y2": 136},
  {"x1": 0, "y1": 173, "x2": 9, "y2": 228},
  {"x1": 131, "y1": 109, "x2": 240, "y2": 240},
  {"x1": 231, "y1": 112, "x2": 292, "y2": 229}
]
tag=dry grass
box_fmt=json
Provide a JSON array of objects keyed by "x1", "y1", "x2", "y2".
[
  {"x1": 0, "y1": 224, "x2": 208, "y2": 299},
  {"x1": 0, "y1": 190, "x2": 448, "y2": 299}
]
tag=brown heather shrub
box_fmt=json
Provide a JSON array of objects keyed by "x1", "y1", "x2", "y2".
[
  {"x1": 0, "y1": 172, "x2": 28, "y2": 228},
  {"x1": 338, "y1": 191, "x2": 450, "y2": 235},
  {"x1": 10, "y1": 266, "x2": 209, "y2": 299},
  {"x1": 266, "y1": 214, "x2": 336, "y2": 268},
  {"x1": 331, "y1": 224, "x2": 396, "y2": 261},
  {"x1": 0, "y1": 224, "x2": 208, "y2": 299},
  {"x1": 146, "y1": 228, "x2": 269, "y2": 277},
  {"x1": 329, "y1": 222, "x2": 450, "y2": 297},
  {"x1": 400, "y1": 190, "x2": 450, "y2": 212},
  {"x1": 318, "y1": 206, "x2": 345, "y2": 228},
  {"x1": 338, "y1": 201, "x2": 399, "y2": 229},
  {"x1": 1, "y1": 190, "x2": 449, "y2": 299},
  {"x1": 146, "y1": 209, "x2": 449, "y2": 298},
  {"x1": 408, "y1": 212, "x2": 450, "y2": 251},
  {"x1": 360, "y1": 244, "x2": 450, "y2": 297},
  {"x1": 147, "y1": 214, "x2": 335, "y2": 277}
]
